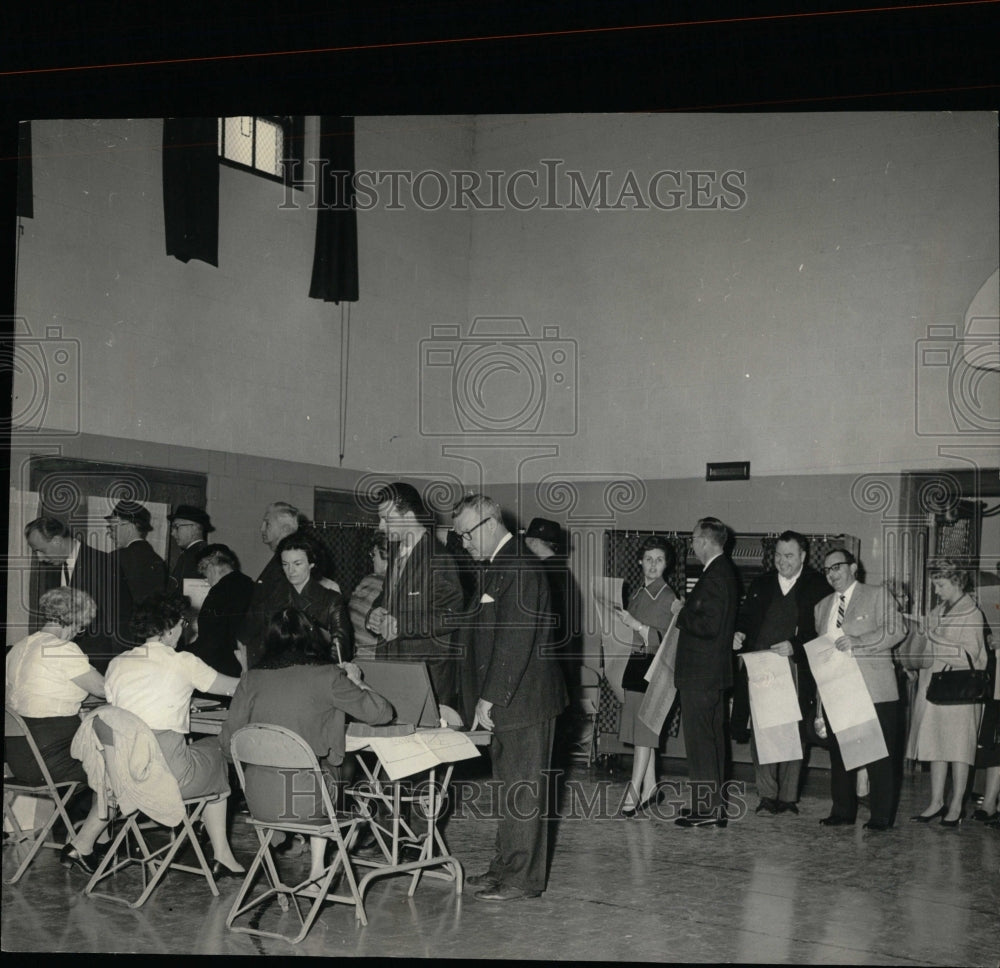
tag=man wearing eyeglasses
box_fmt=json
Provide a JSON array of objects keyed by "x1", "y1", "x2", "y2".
[
  {"x1": 814, "y1": 548, "x2": 907, "y2": 831},
  {"x1": 452, "y1": 493, "x2": 568, "y2": 902},
  {"x1": 167, "y1": 505, "x2": 214, "y2": 590}
]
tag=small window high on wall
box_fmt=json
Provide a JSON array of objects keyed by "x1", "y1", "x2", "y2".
[{"x1": 218, "y1": 116, "x2": 305, "y2": 188}]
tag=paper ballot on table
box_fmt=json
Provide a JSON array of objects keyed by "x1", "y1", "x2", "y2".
[
  {"x1": 591, "y1": 576, "x2": 633, "y2": 702},
  {"x1": 638, "y1": 617, "x2": 680, "y2": 735},
  {"x1": 804, "y1": 635, "x2": 877, "y2": 733},
  {"x1": 741, "y1": 651, "x2": 802, "y2": 730},
  {"x1": 367, "y1": 728, "x2": 480, "y2": 781}
]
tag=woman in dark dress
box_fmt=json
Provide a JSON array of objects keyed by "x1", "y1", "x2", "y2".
[{"x1": 615, "y1": 536, "x2": 677, "y2": 816}]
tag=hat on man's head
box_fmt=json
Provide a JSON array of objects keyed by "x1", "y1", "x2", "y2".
[
  {"x1": 104, "y1": 500, "x2": 153, "y2": 529},
  {"x1": 523, "y1": 517, "x2": 563, "y2": 547},
  {"x1": 167, "y1": 504, "x2": 214, "y2": 532}
]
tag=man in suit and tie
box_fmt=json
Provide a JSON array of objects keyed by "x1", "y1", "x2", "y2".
[
  {"x1": 24, "y1": 515, "x2": 131, "y2": 671},
  {"x1": 672, "y1": 516, "x2": 740, "y2": 828},
  {"x1": 815, "y1": 548, "x2": 907, "y2": 831},
  {"x1": 452, "y1": 494, "x2": 568, "y2": 901},
  {"x1": 167, "y1": 504, "x2": 214, "y2": 589},
  {"x1": 104, "y1": 500, "x2": 167, "y2": 609},
  {"x1": 366, "y1": 482, "x2": 464, "y2": 708},
  {"x1": 732, "y1": 530, "x2": 830, "y2": 815}
]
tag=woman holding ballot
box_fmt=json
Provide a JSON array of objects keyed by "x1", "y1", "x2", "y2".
[
  {"x1": 616, "y1": 536, "x2": 676, "y2": 816},
  {"x1": 907, "y1": 559, "x2": 987, "y2": 826}
]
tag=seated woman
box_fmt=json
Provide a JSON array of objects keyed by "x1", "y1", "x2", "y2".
[
  {"x1": 220, "y1": 608, "x2": 393, "y2": 892},
  {"x1": 5, "y1": 587, "x2": 105, "y2": 786},
  {"x1": 276, "y1": 533, "x2": 353, "y2": 662},
  {"x1": 62, "y1": 592, "x2": 244, "y2": 878},
  {"x1": 907, "y1": 558, "x2": 988, "y2": 825}
]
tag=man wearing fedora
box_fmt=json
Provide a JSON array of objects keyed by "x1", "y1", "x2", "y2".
[
  {"x1": 168, "y1": 504, "x2": 215, "y2": 589},
  {"x1": 105, "y1": 500, "x2": 167, "y2": 610}
]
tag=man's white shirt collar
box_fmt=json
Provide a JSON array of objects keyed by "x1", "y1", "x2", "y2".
[{"x1": 489, "y1": 531, "x2": 513, "y2": 563}]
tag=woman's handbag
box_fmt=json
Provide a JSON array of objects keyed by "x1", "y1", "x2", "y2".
[
  {"x1": 926, "y1": 652, "x2": 990, "y2": 705},
  {"x1": 621, "y1": 650, "x2": 654, "y2": 693}
]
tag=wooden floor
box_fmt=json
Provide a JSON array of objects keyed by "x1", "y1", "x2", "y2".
[{"x1": 3, "y1": 756, "x2": 998, "y2": 964}]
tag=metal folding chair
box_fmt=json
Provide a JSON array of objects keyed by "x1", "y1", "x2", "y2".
[
  {"x1": 226, "y1": 723, "x2": 366, "y2": 943},
  {"x1": 3, "y1": 707, "x2": 81, "y2": 883},
  {"x1": 83, "y1": 716, "x2": 220, "y2": 908}
]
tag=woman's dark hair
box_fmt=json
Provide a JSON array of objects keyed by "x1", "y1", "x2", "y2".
[
  {"x1": 637, "y1": 534, "x2": 675, "y2": 573},
  {"x1": 255, "y1": 607, "x2": 334, "y2": 669},
  {"x1": 196, "y1": 542, "x2": 241, "y2": 573},
  {"x1": 130, "y1": 592, "x2": 190, "y2": 640},
  {"x1": 275, "y1": 532, "x2": 319, "y2": 566}
]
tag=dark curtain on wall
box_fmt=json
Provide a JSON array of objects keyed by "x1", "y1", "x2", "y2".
[
  {"x1": 162, "y1": 118, "x2": 219, "y2": 266},
  {"x1": 309, "y1": 116, "x2": 359, "y2": 303},
  {"x1": 17, "y1": 121, "x2": 32, "y2": 218}
]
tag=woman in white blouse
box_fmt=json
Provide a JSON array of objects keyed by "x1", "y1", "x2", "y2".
[
  {"x1": 6, "y1": 587, "x2": 105, "y2": 785},
  {"x1": 62, "y1": 592, "x2": 244, "y2": 878}
]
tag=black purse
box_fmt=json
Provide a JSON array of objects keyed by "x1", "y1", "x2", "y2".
[
  {"x1": 926, "y1": 652, "x2": 990, "y2": 705},
  {"x1": 622, "y1": 651, "x2": 654, "y2": 693}
]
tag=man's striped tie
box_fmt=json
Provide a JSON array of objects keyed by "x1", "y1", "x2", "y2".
[{"x1": 836, "y1": 594, "x2": 846, "y2": 628}]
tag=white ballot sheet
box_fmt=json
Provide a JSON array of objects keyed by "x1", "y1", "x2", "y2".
[
  {"x1": 367, "y1": 728, "x2": 480, "y2": 781},
  {"x1": 591, "y1": 576, "x2": 632, "y2": 701},
  {"x1": 804, "y1": 635, "x2": 877, "y2": 732},
  {"x1": 183, "y1": 578, "x2": 211, "y2": 613},
  {"x1": 741, "y1": 651, "x2": 803, "y2": 730},
  {"x1": 804, "y1": 634, "x2": 888, "y2": 770},
  {"x1": 638, "y1": 618, "x2": 679, "y2": 735},
  {"x1": 751, "y1": 715, "x2": 802, "y2": 766}
]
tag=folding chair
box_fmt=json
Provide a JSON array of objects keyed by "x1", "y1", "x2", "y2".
[
  {"x1": 3, "y1": 707, "x2": 81, "y2": 883},
  {"x1": 226, "y1": 723, "x2": 367, "y2": 944},
  {"x1": 83, "y1": 716, "x2": 220, "y2": 908}
]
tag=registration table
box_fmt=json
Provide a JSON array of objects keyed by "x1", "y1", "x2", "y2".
[{"x1": 189, "y1": 707, "x2": 491, "y2": 909}]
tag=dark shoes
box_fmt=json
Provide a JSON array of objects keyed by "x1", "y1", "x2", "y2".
[
  {"x1": 59, "y1": 843, "x2": 100, "y2": 876},
  {"x1": 473, "y1": 884, "x2": 541, "y2": 902},
  {"x1": 971, "y1": 809, "x2": 998, "y2": 823},
  {"x1": 910, "y1": 806, "x2": 946, "y2": 822},
  {"x1": 756, "y1": 798, "x2": 779, "y2": 815},
  {"x1": 210, "y1": 860, "x2": 245, "y2": 881},
  {"x1": 819, "y1": 815, "x2": 855, "y2": 827},
  {"x1": 466, "y1": 871, "x2": 501, "y2": 890},
  {"x1": 863, "y1": 820, "x2": 892, "y2": 832},
  {"x1": 675, "y1": 813, "x2": 727, "y2": 828},
  {"x1": 776, "y1": 801, "x2": 799, "y2": 814},
  {"x1": 940, "y1": 811, "x2": 964, "y2": 828}
]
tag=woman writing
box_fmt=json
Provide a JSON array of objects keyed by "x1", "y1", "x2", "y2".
[
  {"x1": 907, "y1": 559, "x2": 987, "y2": 826},
  {"x1": 615, "y1": 536, "x2": 677, "y2": 816},
  {"x1": 62, "y1": 593, "x2": 244, "y2": 877},
  {"x1": 220, "y1": 608, "x2": 393, "y2": 893}
]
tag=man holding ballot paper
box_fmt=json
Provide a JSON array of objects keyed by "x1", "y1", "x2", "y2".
[
  {"x1": 733, "y1": 531, "x2": 830, "y2": 816},
  {"x1": 810, "y1": 549, "x2": 907, "y2": 831}
]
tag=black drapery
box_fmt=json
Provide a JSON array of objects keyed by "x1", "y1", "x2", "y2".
[
  {"x1": 162, "y1": 118, "x2": 219, "y2": 266},
  {"x1": 309, "y1": 116, "x2": 359, "y2": 303},
  {"x1": 17, "y1": 121, "x2": 32, "y2": 218}
]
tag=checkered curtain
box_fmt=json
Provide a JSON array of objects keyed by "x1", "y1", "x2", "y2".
[{"x1": 310, "y1": 523, "x2": 379, "y2": 601}]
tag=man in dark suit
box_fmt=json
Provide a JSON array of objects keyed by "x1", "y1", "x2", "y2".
[
  {"x1": 25, "y1": 515, "x2": 131, "y2": 671},
  {"x1": 672, "y1": 516, "x2": 740, "y2": 828},
  {"x1": 104, "y1": 500, "x2": 167, "y2": 608},
  {"x1": 167, "y1": 504, "x2": 214, "y2": 590},
  {"x1": 815, "y1": 548, "x2": 906, "y2": 831},
  {"x1": 732, "y1": 530, "x2": 830, "y2": 815},
  {"x1": 366, "y1": 482, "x2": 464, "y2": 708},
  {"x1": 452, "y1": 494, "x2": 568, "y2": 901}
]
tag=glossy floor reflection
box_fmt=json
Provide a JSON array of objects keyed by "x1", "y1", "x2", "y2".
[{"x1": 3, "y1": 758, "x2": 998, "y2": 963}]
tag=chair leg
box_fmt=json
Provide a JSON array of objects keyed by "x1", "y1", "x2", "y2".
[{"x1": 4, "y1": 784, "x2": 80, "y2": 884}]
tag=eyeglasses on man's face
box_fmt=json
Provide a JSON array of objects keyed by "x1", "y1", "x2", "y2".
[
  {"x1": 823, "y1": 561, "x2": 850, "y2": 575},
  {"x1": 454, "y1": 517, "x2": 490, "y2": 544}
]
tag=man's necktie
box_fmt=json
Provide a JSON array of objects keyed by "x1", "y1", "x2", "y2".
[
  {"x1": 61, "y1": 562, "x2": 70, "y2": 587},
  {"x1": 836, "y1": 594, "x2": 846, "y2": 629}
]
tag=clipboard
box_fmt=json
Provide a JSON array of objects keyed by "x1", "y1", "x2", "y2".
[{"x1": 355, "y1": 659, "x2": 440, "y2": 728}]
